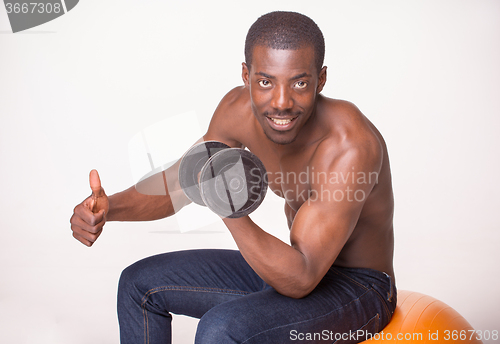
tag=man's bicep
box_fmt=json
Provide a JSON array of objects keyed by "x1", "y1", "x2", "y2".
[
  {"x1": 289, "y1": 198, "x2": 359, "y2": 282},
  {"x1": 289, "y1": 146, "x2": 383, "y2": 284}
]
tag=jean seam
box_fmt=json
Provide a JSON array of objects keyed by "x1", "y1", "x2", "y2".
[
  {"x1": 332, "y1": 268, "x2": 370, "y2": 291},
  {"x1": 140, "y1": 285, "x2": 251, "y2": 306},
  {"x1": 382, "y1": 272, "x2": 395, "y2": 302},
  {"x1": 371, "y1": 280, "x2": 393, "y2": 302},
  {"x1": 370, "y1": 281, "x2": 387, "y2": 290},
  {"x1": 241, "y1": 289, "x2": 374, "y2": 344},
  {"x1": 371, "y1": 286, "x2": 391, "y2": 319},
  {"x1": 331, "y1": 312, "x2": 380, "y2": 343},
  {"x1": 143, "y1": 307, "x2": 148, "y2": 344},
  {"x1": 141, "y1": 286, "x2": 251, "y2": 344},
  {"x1": 331, "y1": 269, "x2": 390, "y2": 325}
]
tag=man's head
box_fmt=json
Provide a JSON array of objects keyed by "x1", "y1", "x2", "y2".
[
  {"x1": 244, "y1": 11, "x2": 325, "y2": 74},
  {"x1": 242, "y1": 12, "x2": 327, "y2": 146}
]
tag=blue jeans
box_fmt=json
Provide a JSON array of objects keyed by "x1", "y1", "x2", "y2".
[{"x1": 117, "y1": 249, "x2": 396, "y2": 344}]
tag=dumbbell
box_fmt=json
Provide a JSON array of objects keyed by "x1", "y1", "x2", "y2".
[{"x1": 178, "y1": 141, "x2": 268, "y2": 218}]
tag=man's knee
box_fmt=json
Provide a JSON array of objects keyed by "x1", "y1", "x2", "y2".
[
  {"x1": 117, "y1": 258, "x2": 154, "y2": 303},
  {"x1": 196, "y1": 315, "x2": 236, "y2": 344},
  {"x1": 195, "y1": 304, "x2": 250, "y2": 344},
  {"x1": 117, "y1": 263, "x2": 140, "y2": 301},
  {"x1": 117, "y1": 253, "x2": 184, "y2": 307}
]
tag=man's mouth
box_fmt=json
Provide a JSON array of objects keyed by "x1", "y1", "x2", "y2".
[
  {"x1": 265, "y1": 116, "x2": 298, "y2": 131},
  {"x1": 270, "y1": 117, "x2": 294, "y2": 125}
]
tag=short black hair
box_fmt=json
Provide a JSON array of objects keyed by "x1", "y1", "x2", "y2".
[{"x1": 244, "y1": 11, "x2": 325, "y2": 73}]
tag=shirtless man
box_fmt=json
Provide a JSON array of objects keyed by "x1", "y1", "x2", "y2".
[{"x1": 70, "y1": 11, "x2": 396, "y2": 344}]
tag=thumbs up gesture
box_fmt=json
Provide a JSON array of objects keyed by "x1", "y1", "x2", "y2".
[
  {"x1": 70, "y1": 170, "x2": 109, "y2": 247},
  {"x1": 89, "y1": 169, "x2": 109, "y2": 215}
]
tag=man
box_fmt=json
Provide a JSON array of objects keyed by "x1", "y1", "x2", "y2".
[{"x1": 70, "y1": 11, "x2": 396, "y2": 344}]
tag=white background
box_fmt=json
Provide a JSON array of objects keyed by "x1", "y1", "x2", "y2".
[{"x1": 1, "y1": 0, "x2": 499, "y2": 343}]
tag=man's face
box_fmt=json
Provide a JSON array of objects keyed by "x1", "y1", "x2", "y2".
[{"x1": 243, "y1": 45, "x2": 326, "y2": 145}]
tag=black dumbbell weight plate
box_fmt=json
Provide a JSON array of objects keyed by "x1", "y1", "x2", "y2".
[
  {"x1": 178, "y1": 141, "x2": 230, "y2": 205},
  {"x1": 199, "y1": 148, "x2": 268, "y2": 218}
]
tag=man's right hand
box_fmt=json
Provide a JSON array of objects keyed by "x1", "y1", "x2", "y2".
[{"x1": 70, "y1": 169, "x2": 109, "y2": 247}]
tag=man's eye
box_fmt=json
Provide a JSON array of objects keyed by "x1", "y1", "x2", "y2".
[
  {"x1": 258, "y1": 80, "x2": 271, "y2": 88},
  {"x1": 294, "y1": 81, "x2": 307, "y2": 89}
]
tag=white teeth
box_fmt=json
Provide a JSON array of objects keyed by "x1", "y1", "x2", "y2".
[{"x1": 271, "y1": 118, "x2": 292, "y2": 125}]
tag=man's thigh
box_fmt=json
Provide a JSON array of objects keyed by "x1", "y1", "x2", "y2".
[
  {"x1": 195, "y1": 267, "x2": 396, "y2": 344},
  {"x1": 118, "y1": 249, "x2": 267, "y2": 319}
]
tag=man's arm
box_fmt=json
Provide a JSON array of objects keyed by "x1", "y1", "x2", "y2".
[
  {"x1": 70, "y1": 86, "x2": 248, "y2": 247},
  {"x1": 70, "y1": 147, "x2": 192, "y2": 246},
  {"x1": 222, "y1": 139, "x2": 383, "y2": 298},
  {"x1": 107, "y1": 158, "x2": 190, "y2": 222}
]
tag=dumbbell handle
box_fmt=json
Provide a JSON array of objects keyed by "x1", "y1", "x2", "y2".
[{"x1": 199, "y1": 148, "x2": 268, "y2": 218}]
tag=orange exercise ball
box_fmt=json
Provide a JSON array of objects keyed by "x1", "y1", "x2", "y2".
[{"x1": 361, "y1": 290, "x2": 483, "y2": 343}]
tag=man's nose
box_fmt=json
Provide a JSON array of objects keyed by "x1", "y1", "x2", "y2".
[{"x1": 271, "y1": 85, "x2": 293, "y2": 111}]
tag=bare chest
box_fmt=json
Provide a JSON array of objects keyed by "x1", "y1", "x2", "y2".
[{"x1": 247, "y1": 145, "x2": 315, "y2": 212}]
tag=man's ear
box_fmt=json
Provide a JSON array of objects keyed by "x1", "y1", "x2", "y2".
[
  {"x1": 242, "y1": 62, "x2": 250, "y2": 86},
  {"x1": 316, "y1": 66, "x2": 327, "y2": 94}
]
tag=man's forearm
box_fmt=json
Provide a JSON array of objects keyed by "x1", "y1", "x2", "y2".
[
  {"x1": 223, "y1": 216, "x2": 316, "y2": 299},
  {"x1": 106, "y1": 186, "x2": 175, "y2": 221},
  {"x1": 107, "y1": 167, "x2": 190, "y2": 222}
]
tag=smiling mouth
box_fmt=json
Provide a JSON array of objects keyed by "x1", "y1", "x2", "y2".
[
  {"x1": 269, "y1": 117, "x2": 296, "y2": 125},
  {"x1": 265, "y1": 115, "x2": 298, "y2": 132}
]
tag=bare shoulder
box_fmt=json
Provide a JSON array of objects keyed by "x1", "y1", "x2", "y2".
[
  {"x1": 204, "y1": 86, "x2": 253, "y2": 147},
  {"x1": 313, "y1": 97, "x2": 384, "y2": 171}
]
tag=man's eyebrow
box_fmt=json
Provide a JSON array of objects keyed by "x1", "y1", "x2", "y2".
[
  {"x1": 254, "y1": 72, "x2": 312, "y2": 80},
  {"x1": 291, "y1": 72, "x2": 312, "y2": 80},
  {"x1": 255, "y1": 72, "x2": 275, "y2": 79}
]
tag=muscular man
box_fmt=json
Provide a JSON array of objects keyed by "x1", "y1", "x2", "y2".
[{"x1": 70, "y1": 11, "x2": 396, "y2": 344}]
